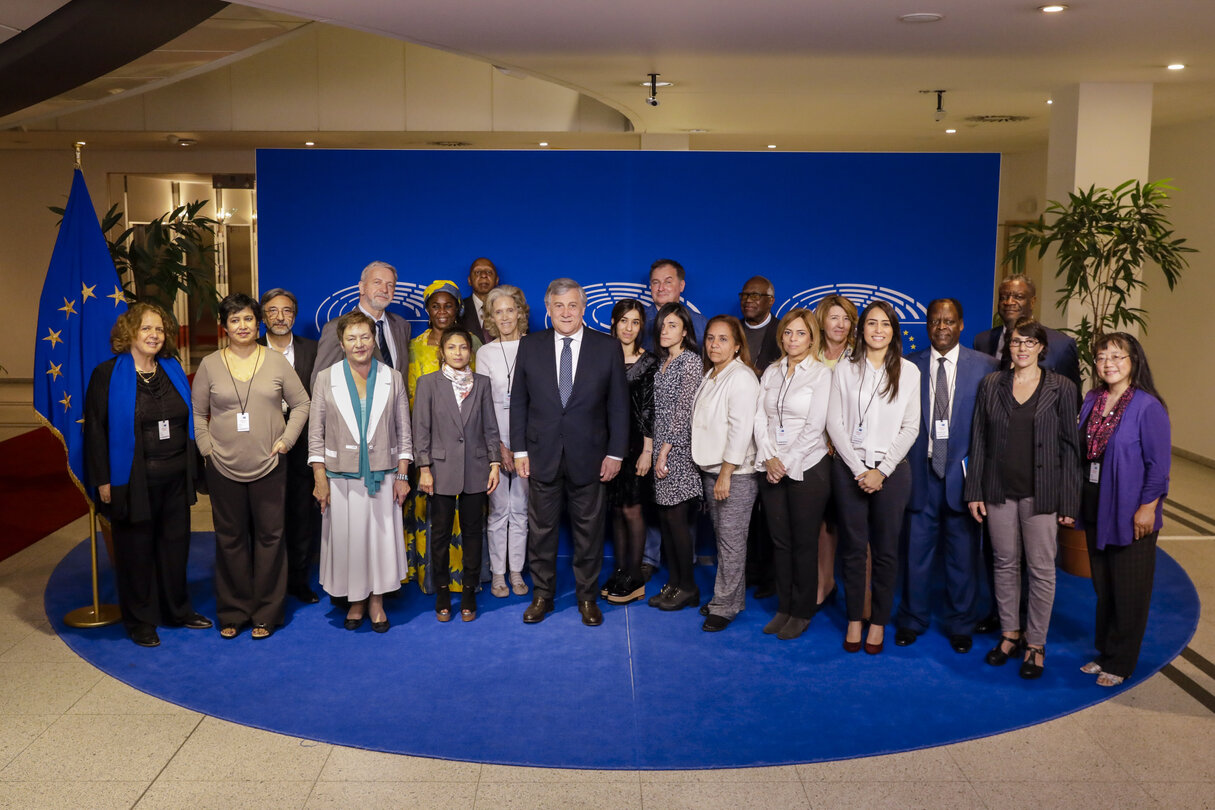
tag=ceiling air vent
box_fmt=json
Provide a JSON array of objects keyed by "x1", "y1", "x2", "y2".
[{"x1": 963, "y1": 115, "x2": 1031, "y2": 124}]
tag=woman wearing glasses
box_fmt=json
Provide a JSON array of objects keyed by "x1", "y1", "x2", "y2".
[
  {"x1": 1078, "y1": 333, "x2": 1170, "y2": 687},
  {"x1": 966, "y1": 318, "x2": 1081, "y2": 679}
]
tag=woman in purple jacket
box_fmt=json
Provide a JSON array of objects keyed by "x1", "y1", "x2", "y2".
[{"x1": 1078, "y1": 333, "x2": 1170, "y2": 688}]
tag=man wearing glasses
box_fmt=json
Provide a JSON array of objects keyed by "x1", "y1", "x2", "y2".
[
  {"x1": 973, "y1": 273, "x2": 1081, "y2": 391},
  {"x1": 738, "y1": 276, "x2": 781, "y2": 374},
  {"x1": 259, "y1": 288, "x2": 321, "y2": 605}
]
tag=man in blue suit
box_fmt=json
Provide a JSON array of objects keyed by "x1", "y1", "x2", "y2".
[
  {"x1": 511, "y1": 278, "x2": 630, "y2": 626},
  {"x1": 972, "y1": 273, "x2": 1081, "y2": 391},
  {"x1": 895, "y1": 298, "x2": 998, "y2": 652}
]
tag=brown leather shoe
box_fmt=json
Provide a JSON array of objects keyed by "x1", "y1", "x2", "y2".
[
  {"x1": 522, "y1": 596, "x2": 555, "y2": 624},
  {"x1": 578, "y1": 600, "x2": 603, "y2": 626}
]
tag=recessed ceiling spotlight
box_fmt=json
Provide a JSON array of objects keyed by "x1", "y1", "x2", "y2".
[
  {"x1": 1038, "y1": 4, "x2": 1067, "y2": 12},
  {"x1": 177, "y1": 138, "x2": 197, "y2": 147},
  {"x1": 304, "y1": 141, "x2": 315, "y2": 146},
  {"x1": 1047, "y1": 99, "x2": 1053, "y2": 104},
  {"x1": 639, "y1": 80, "x2": 675, "y2": 87},
  {"x1": 74, "y1": 140, "x2": 86, "y2": 146},
  {"x1": 898, "y1": 12, "x2": 944, "y2": 23},
  {"x1": 945, "y1": 129, "x2": 957, "y2": 134},
  {"x1": 685, "y1": 128, "x2": 709, "y2": 134},
  {"x1": 1167, "y1": 63, "x2": 1186, "y2": 70},
  {"x1": 539, "y1": 141, "x2": 549, "y2": 147},
  {"x1": 767, "y1": 144, "x2": 777, "y2": 149}
]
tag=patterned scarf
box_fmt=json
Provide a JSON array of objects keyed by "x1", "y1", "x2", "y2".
[
  {"x1": 1085, "y1": 387, "x2": 1135, "y2": 461},
  {"x1": 442, "y1": 364, "x2": 474, "y2": 404}
]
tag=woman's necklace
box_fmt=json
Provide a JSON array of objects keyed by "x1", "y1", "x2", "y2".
[{"x1": 136, "y1": 363, "x2": 158, "y2": 383}]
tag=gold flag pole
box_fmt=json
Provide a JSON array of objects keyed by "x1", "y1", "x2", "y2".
[{"x1": 64, "y1": 503, "x2": 121, "y2": 628}]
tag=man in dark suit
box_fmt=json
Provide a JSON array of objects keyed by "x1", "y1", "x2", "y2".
[
  {"x1": 510, "y1": 278, "x2": 629, "y2": 626},
  {"x1": 972, "y1": 273, "x2": 1081, "y2": 391},
  {"x1": 739, "y1": 275, "x2": 781, "y2": 374},
  {"x1": 459, "y1": 257, "x2": 498, "y2": 345},
  {"x1": 895, "y1": 298, "x2": 998, "y2": 652},
  {"x1": 259, "y1": 288, "x2": 321, "y2": 604},
  {"x1": 314, "y1": 260, "x2": 411, "y2": 387}
]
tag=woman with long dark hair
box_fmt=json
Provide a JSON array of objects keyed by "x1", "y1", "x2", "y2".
[
  {"x1": 1078, "y1": 332, "x2": 1170, "y2": 687},
  {"x1": 826, "y1": 300, "x2": 919, "y2": 655}
]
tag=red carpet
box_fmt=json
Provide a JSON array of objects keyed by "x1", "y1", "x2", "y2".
[{"x1": 0, "y1": 427, "x2": 89, "y2": 562}]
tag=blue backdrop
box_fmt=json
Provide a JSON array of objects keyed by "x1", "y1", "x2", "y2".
[{"x1": 256, "y1": 149, "x2": 1000, "y2": 351}]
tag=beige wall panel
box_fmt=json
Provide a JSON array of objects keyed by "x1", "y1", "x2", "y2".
[
  {"x1": 577, "y1": 95, "x2": 630, "y2": 133},
  {"x1": 404, "y1": 45, "x2": 492, "y2": 132},
  {"x1": 231, "y1": 28, "x2": 319, "y2": 131},
  {"x1": 144, "y1": 68, "x2": 235, "y2": 132},
  {"x1": 317, "y1": 27, "x2": 406, "y2": 131},
  {"x1": 52, "y1": 94, "x2": 146, "y2": 132},
  {"x1": 1146, "y1": 118, "x2": 1215, "y2": 460},
  {"x1": 125, "y1": 176, "x2": 175, "y2": 222},
  {"x1": 492, "y1": 73, "x2": 579, "y2": 132}
]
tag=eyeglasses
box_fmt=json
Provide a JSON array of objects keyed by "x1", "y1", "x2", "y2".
[
  {"x1": 1008, "y1": 337, "x2": 1040, "y2": 348},
  {"x1": 738, "y1": 292, "x2": 773, "y2": 301},
  {"x1": 1095, "y1": 354, "x2": 1129, "y2": 366},
  {"x1": 263, "y1": 307, "x2": 295, "y2": 317}
]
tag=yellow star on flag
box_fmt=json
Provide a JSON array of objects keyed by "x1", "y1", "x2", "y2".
[
  {"x1": 47, "y1": 361, "x2": 63, "y2": 381},
  {"x1": 107, "y1": 285, "x2": 127, "y2": 306},
  {"x1": 59, "y1": 297, "x2": 77, "y2": 318},
  {"x1": 59, "y1": 393, "x2": 72, "y2": 412},
  {"x1": 77, "y1": 418, "x2": 85, "y2": 425},
  {"x1": 43, "y1": 328, "x2": 63, "y2": 348},
  {"x1": 81, "y1": 283, "x2": 97, "y2": 302}
]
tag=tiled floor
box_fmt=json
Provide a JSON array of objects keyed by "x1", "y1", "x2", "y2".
[{"x1": 2, "y1": 457, "x2": 1213, "y2": 809}]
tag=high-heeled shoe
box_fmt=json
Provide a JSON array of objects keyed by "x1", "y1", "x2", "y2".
[
  {"x1": 985, "y1": 633, "x2": 1024, "y2": 666},
  {"x1": 436, "y1": 586, "x2": 452, "y2": 623},
  {"x1": 843, "y1": 621, "x2": 865, "y2": 653},
  {"x1": 816, "y1": 584, "x2": 838, "y2": 608},
  {"x1": 461, "y1": 590, "x2": 477, "y2": 622},
  {"x1": 1019, "y1": 645, "x2": 1045, "y2": 680}
]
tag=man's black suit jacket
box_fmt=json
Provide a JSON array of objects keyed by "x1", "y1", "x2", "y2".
[
  {"x1": 460, "y1": 295, "x2": 492, "y2": 345},
  {"x1": 509, "y1": 327, "x2": 629, "y2": 487}
]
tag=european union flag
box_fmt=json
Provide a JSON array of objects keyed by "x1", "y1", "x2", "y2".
[{"x1": 33, "y1": 169, "x2": 128, "y2": 500}]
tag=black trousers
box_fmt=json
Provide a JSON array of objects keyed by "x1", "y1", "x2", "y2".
[
  {"x1": 745, "y1": 495, "x2": 774, "y2": 588},
  {"x1": 284, "y1": 446, "x2": 319, "y2": 591},
  {"x1": 1086, "y1": 525, "x2": 1157, "y2": 679},
  {"x1": 527, "y1": 457, "x2": 607, "y2": 601},
  {"x1": 760, "y1": 456, "x2": 832, "y2": 619},
  {"x1": 832, "y1": 457, "x2": 911, "y2": 625},
  {"x1": 658, "y1": 499, "x2": 697, "y2": 592},
  {"x1": 430, "y1": 491, "x2": 487, "y2": 590},
  {"x1": 111, "y1": 474, "x2": 194, "y2": 632},
  {"x1": 206, "y1": 460, "x2": 287, "y2": 628}
]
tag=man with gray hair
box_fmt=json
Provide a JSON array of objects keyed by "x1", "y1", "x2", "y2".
[
  {"x1": 510, "y1": 278, "x2": 629, "y2": 626},
  {"x1": 313, "y1": 260, "x2": 412, "y2": 386}
]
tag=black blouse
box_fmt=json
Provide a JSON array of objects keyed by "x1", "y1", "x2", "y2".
[{"x1": 624, "y1": 352, "x2": 658, "y2": 459}]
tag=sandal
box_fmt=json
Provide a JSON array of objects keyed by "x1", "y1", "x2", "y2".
[
  {"x1": 1096, "y1": 672, "x2": 1125, "y2": 688},
  {"x1": 985, "y1": 633, "x2": 1024, "y2": 666},
  {"x1": 1019, "y1": 644, "x2": 1045, "y2": 680},
  {"x1": 1080, "y1": 660, "x2": 1103, "y2": 675},
  {"x1": 219, "y1": 624, "x2": 241, "y2": 639},
  {"x1": 251, "y1": 624, "x2": 273, "y2": 640}
]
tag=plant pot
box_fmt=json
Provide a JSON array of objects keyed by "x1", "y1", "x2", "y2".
[{"x1": 1057, "y1": 526, "x2": 1090, "y2": 578}]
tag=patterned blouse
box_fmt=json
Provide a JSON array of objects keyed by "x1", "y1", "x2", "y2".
[{"x1": 652, "y1": 349, "x2": 704, "y2": 506}]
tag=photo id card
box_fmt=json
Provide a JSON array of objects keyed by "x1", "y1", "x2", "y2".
[
  {"x1": 158, "y1": 419, "x2": 170, "y2": 440},
  {"x1": 934, "y1": 419, "x2": 950, "y2": 440},
  {"x1": 852, "y1": 422, "x2": 866, "y2": 448},
  {"x1": 1089, "y1": 461, "x2": 1100, "y2": 484},
  {"x1": 236, "y1": 411, "x2": 250, "y2": 432},
  {"x1": 775, "y1": 426, "x2": 790, "y2": 446}
]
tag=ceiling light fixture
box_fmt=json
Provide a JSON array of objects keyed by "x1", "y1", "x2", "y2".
[
  {"x1": 898, "y1": 12, "x2": 944, "y2": 23},
  {"x1": 646, "y1": 73, "x2": 662, "y2": 107},
  {"x1": 1047, "y1": 99, "x2": 1053, "y2": 104},
  {"x1": 767, "y1": 144, "x2": 777, "y2": 149},
  {"x1": 1038, "y1": 4, "x2": 1067, "y2": 12},
  {"x1": 639, "y1": 80, "x2": 674, "y2": 88},
  {"x1": 920, "y1": 89, "x2": 947, "y2": 122},
  {"x1": 304, "y1": 141, "x2": 315, "y2": 146},
  {"x1": 177, "y1": 138, "x2": 197, "y2": 147},
  {"x1": 539, "y1": 141, "x2": 549, "y2": 147},
  {"x1": 1167, "y1": 63, "x2": 1186, "y2": 70},
  {"x1": 945, "y1": 129, "x2": 957, "y2": 134}
]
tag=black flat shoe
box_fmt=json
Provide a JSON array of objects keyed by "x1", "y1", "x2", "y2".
[
  {"x1": 777, "y1": 616, "x2": 811, "y2": 640},
  {"x1": 894, "y1": 628, "x2": 918, "y2": 646},
  {"x1": 985, "y1": 634, "x2": 1024, "y2": 666},
  {"x1": 648, "y1": 583, "x2": 675, "y2": 607},
  {"x1": 579, "y1": 600, "x2": 603, "y2": 626},
  {"x1": 523, "y1": 596, "x2": 555, "y2": 623},
  {"x1": 371, "y1": 619, "x2": 390, "y2": 633},
  {"x1": 344, "y1": 616, "x2": 364, "y2": 631},
  {"x1": 975, "y1": 613, "x2": 1001, "y2": 635},
  {"x1": 130, "y1": 625, "x2": 160, "y2": 647},
  {"x1": 180, "y1": 612, "x2": 213, "y2": 630},
  {"x1": 699, "y1": 604, "x2": 710, "y2": 616},
  {"x1": 657, "y1": 587, "x2": 700, "y2": 611},
  {"x1": 702, "y1": 614, "x2": 731, "y2": 632},
  {"x1": 1020, "y1": 645, "x2": 1046, "y2": 680},
  {"x1": 950, "y1": 634, "x2": 973, "y2": 654}
]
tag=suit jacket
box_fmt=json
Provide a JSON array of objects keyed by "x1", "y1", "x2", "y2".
[
  {"x1": 412, "y1": 371, "x2": 501, "y2": 495},
  {"x1": 743, "y1": 317, "x2": 781, "y2": 375},
  {"x1": 259, "y1": 334, "x2": 319, "y2": 474},
  {"x1": 313, "y1": 310, "x2": 411, "y2": 388},
  {"x1": 308, "y1": 360, "x2": 413, "y2": 475},
  {"x1": 973, "y1": 324, "x2": 1081, "y2": 393},
  {"x1": 510, "y1": 327, "x2": 629, "y2": 486},
  {"x1": 460, "y1": 295, "x2": 492, "y2": 345},
  {"x1": 906, "y1": 346, "x2": 998, "y2": 513},
  {"x1": 964, "y1": 368, "x2": 1081, "y2": 518}
]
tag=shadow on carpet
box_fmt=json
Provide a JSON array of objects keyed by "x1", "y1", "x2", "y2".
[{"x1": 45, "y1": 534, "x2": 1200, "y2": 770}]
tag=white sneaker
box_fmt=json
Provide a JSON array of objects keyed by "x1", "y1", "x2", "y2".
[
  {"x1": 510, "y1": 571, "x2": 529, "y2": 596},
  {"x1": 490, "y1": 574, "x2": 509, "y2": 598}
]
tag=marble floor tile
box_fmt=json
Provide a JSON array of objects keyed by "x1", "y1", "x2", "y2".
[
  {"x1": 0, "y1": 622, "x2": 86, "y2": 664},
  {"x1": 1139, "y1": 781, "x2": 1215, "y2": 809},
  {"x1": 0, "y1": 714, "x2": 56, "y2": 771},
  {"x1": 0, "y1": 661, "x2": 103, "y2": 714},
  {"x1": 800, "y1": 780, "x2": 982, "y2": 809},
  {"x1": 157, "y1": 716, "x2": 331, "y2": 782},
  {"x1": 796, "y1": 747, "x2": 966, "y2": 782},
  {"x1": 1082, "y1": 671, "x2": 1212, "y2": 721},
  {"x1": 478, "y1": 780, "x2": 643, "y2": 809},
  {"x1": 945, "y1": 714, "x2": 1131, "y2": 782},
  {"x1": 135, "y1": 779, "x2": 314, "y2": 809},
  {"x1": 639, "y1": 764, "x2": 800, "y2": 783},
  {"x1": 1079, "y1": 714, "x2": 1215, "y2": 783},
  {"x1": 0, "y1": 780, "x2": 147, "y2": 810},
  {"x1": 970, "y1": 780, "x2": 1158, "y2": 809},
  {"x1": 68, "y1": 675, "x2": 201, "y2": 718},
  {"x1": 0, "y1": 713, "x2": 199, "y2": 782},
  {"x1": 317, "y1": 748, "x2": 480, "y2": 782},
  {"x1": 306, "y1": 780, "x2": 477, "y2": 808},
  {"x1": 477, "y1": 763, "x2": 639, "y2": 782}
]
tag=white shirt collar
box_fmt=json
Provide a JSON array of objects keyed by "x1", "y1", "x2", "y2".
[
  {"x1": 931, "y1": 343, "x2": 961, "y2": 366},
  {"x1": 554, "y1": 326, "x2": 584, "y2": 344},
  {"x1": 357, "y1": 304, "x2": 386, "y2": 324},
  {"x1": 746, "y1": 313, "x2": 773, "y2": 329}
]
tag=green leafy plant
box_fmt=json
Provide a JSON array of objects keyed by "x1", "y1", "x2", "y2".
[
  {"x1": 50, "y1": 200, "x2": 221, "y2": 318},
  {"x1": 1005, "y1": 179, "x2": 1196, "y2": 377}
]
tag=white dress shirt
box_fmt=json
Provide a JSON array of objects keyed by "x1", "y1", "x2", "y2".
[
  {"x1": 472, "y1": 295, "x2": 486, "y2": 328},
  {"x1": 926, "y1": 343, "x2": 959, "y2": 460},
  {"x1": 691, "y1": 358, "x2": 759, "y2": 475},
  {"x1": 553, "y1": 326, "x2": 584, "y2": 384},
  {"x1": 754, "y1": 355, "x2": 833, "y2": 481},
  {"x1": 826, "y1": 355, "x2": 921, "y2": 478},
  {"x1": 359, "y1": 304, "x2": 397, "y2": 365}
]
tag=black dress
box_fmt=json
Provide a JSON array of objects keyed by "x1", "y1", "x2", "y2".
[{"x1": 608, "y1": 352, "x2": 658, "y2": 508}]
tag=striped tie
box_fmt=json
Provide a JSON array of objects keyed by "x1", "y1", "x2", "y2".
[{"x1": 559, "y1": 337, "x2": 573, "y2": 407}]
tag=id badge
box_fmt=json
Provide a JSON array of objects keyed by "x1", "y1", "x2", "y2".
[
  {"x1": 503, "y1": 390, "x2": 510, "y2": 408},
  {"x1": 236, "y1": 411, "x2": 251, "y2": 432},
  {"x1": 934, "y1": 419, "x2": 950, "y2": 440},
  {"x1": 158, "y1": 419, "x2": 170, "y2": 441},
  {"x1": 1089, "y1": 462, "x2": 1100, "y2": 484},
  {"x1": 775, "y1": 426, "x2": 790, "y2": 446},
  {"x1": 851, "y1": 422, "x2": 866, "y2": 448}
]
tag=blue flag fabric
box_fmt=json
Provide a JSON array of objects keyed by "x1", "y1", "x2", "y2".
[{"x1": 32, "y1": 169, "x2": 128, "y2": 500}]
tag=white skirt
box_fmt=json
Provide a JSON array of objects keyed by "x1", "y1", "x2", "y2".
[{"x1": 319, "y1": 477, "x2": 408, "y2": 601}]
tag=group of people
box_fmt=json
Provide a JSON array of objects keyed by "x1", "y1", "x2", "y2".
[{"x1": 83, "y1": 259, "x2": 1170, "y2": 688}]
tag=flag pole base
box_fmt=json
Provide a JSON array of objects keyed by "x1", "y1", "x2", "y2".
[{"x1": 64, "y1": 604, "x2": 122, "y2": 628}]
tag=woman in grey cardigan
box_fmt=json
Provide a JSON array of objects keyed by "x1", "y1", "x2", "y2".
[
  {"x1": 966, "y1": 318, "x2": 1081, "y2": 679},
  {"x1": 413, "y1": 326, "x2": 501, "y2": 622},
  {"x1": 309, "y1": 311, "x2": 412, "y2": 633}
]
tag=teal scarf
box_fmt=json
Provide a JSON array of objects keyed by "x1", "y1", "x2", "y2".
[{"x1": 326, "y1": 359, "x2": 388, "y2": 495}]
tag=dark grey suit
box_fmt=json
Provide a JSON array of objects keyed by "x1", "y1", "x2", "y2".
[{"x1": 314, "y1": 310, "x2": 411, "y2": 388}]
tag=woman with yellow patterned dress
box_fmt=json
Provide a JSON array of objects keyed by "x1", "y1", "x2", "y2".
[{"x1": 404, "y1": 280, "x2": 482, "y2": 593}]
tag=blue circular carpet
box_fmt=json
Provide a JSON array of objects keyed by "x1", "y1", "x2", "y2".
[{"x1": 46, "y1": 533, "x2": 1199, "y2": 770}]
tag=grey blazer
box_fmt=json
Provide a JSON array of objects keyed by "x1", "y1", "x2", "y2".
[
  {"x1": 412, "y1": 371, "x2": 501, "y2": 496},
  {"x1": 308, "y1": 361, "x2": 413, "y2": 474},
  {"x1": 313, "y1": 310, "x2": 411, "y2": 388}
]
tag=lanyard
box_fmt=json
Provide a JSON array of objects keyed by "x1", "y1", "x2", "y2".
[
  {"x1": 857, "y1": 360, "x2": 882, "y2": 428},
  {"x1": 776, "y1": 360, "x2": 798, "y2": 428},
  {"x1": 499, "y1": 340, "x2": 516, "y2": 393},
  {"x1": 222, "y1": 346, "x2": 262, "y2": 413}
]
